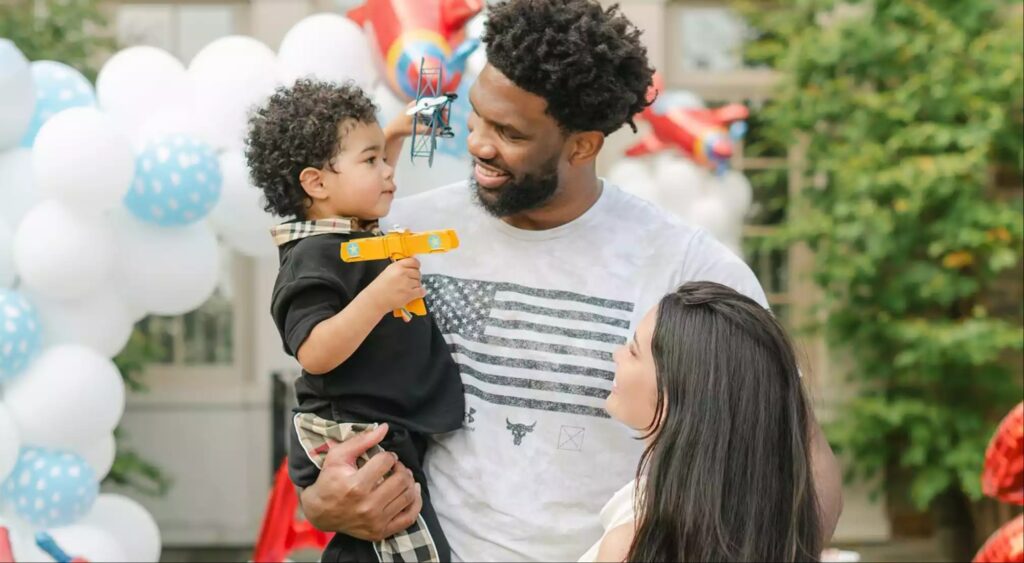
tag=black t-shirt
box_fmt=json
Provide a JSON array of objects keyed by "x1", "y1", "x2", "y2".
[{"x1": 271, "y1": 230, "x2": 464, "y2": 436}]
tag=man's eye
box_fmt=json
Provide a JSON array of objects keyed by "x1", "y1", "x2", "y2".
[{"x1": 366, "y1": 156, "x2": 376, "y2": 164}]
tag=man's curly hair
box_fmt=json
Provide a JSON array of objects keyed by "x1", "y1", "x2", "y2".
[
  {"x1": 245, "y1": 79, "x2": 378, "y2": 219},
  {"x1": 483, "y1": 0, "x2": 655, "y2": 135}
]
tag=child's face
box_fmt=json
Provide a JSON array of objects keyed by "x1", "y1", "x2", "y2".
[{"x1": 318, "y1": 120, "x2": 396, "y2": 220}]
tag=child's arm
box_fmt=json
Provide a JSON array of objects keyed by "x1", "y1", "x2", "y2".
[{"x1": 297, "y1": 257, "x2": 426, "y2": 375}]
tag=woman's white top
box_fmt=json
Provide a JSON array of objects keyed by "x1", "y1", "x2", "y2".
[{"x1": 578, "y1": 479, "x2": 638, "y2": 562}]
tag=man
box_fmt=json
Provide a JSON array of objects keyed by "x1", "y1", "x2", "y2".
[{"x1": 299, "y1": 1, "x2": 843, "y2": 560}]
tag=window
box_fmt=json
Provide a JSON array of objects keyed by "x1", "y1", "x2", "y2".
[
  {"x1": 134, "y1": 250, "x2": 251, "y2": 375},
  {"x1": 116, "y1": 2, "x2": 246, "y2": 63},
  {"x1": 665, "y1": 1, "x2": 778, "y2": 103}
]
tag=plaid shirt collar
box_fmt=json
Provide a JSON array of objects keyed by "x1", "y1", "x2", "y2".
[{"x1": 270, "y1": 218, "x2": 381, "y2": 247}]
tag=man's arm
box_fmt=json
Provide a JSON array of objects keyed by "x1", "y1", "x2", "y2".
[
  {"x1": 298, "y1": 424, "x2": 424, "y2": 541},
  {"x1": 809, "y1": 414, "x2": 843, "y2": 542}
]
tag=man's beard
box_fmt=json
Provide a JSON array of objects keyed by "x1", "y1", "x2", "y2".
[{"x1": 470, "y1": 156, "x2": 560, "y2": 218}]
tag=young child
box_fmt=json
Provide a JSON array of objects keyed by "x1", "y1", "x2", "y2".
[{"x1": 246, "y1": 79, "x2": 464, "y2": 563}]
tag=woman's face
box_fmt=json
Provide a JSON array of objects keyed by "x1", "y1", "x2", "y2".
[{"x1": 606, "y1": 305, "x2": 661, "y2": 431}]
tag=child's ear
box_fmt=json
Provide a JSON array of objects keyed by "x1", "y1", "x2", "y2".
[{"x1": 299, "y1": 167, "x2": 327, "y2": 200}]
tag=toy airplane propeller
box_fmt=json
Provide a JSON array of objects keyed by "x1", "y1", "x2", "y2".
[
  {"x1": 340, "y1": 227, "x2": 459, "y2": 321},
  {"x1": 407, "y1": 58, "x2": 458, "y2": 166}
]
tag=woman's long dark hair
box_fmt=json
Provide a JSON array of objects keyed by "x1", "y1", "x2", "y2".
[{"x1": 628, "y1": 281, "x2": 822, "y2": 562}]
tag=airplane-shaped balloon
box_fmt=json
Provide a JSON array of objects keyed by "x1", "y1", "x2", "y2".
[
  {"x1": 406, "y1": 59, "x2": 458, "y2": 166},
  {"x1": 347, "y1": 0, "x2": 482, "y2": 101},
  {"x1": 626, "y1": 102, "x2": 749, "y2": 174},
  {"x1": 626, "y1": 73, "x2": 749, "y2": 174}
]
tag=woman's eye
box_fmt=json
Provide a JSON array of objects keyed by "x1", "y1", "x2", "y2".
[{"x1": 366, "y1": 156, "x2": 377, "y2": 164}]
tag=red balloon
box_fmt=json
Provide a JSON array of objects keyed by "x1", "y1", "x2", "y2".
[
  {"x1": 983, "y1": 402, "x2": 1024, "y2": 505},
  {"x1": 974, "y1": 514, "x2": 1024, "y2": 563}
]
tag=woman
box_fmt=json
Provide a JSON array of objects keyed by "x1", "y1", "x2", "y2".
[{"x1": 580, "y1": 281, "x2": 823, "y2": 562}]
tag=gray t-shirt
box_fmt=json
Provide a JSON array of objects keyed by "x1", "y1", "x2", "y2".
[{"x1": 386, "y1": 180, "x2": 768, "y2": 562}]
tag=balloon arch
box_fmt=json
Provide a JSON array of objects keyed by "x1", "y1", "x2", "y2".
[{"x1": 0, "y1": 3, "x2": 753, "y2": 559}]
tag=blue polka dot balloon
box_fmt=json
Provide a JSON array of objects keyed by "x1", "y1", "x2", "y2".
[
  {"x1": 19, "y1": 61, "x2": 97, "y2": 148},
  {"x1": 124, "y1": 134, "x2": 223, "y2": 226},
  {"x1": 2, "y1": 447, "x2": 98, "y2": 528},
  {"x1": 0, "y1": 289, "x2": 41, "y2": 383}
]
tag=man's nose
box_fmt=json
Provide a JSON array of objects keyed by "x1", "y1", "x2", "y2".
[{"x1": 467, "y1": 129, "x2": 497, "y2": 161}]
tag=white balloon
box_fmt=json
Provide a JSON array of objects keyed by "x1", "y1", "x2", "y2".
[
  {"x1": 115, "y1": 216, "x2": 221, "y2": 316},
  {"x1": 0, "y1": 39, "x2": 35, "y2": 150},
  {"x1": 97, "y1": 46, "x2": 189, "y2": 141},
  {"x1": 654, "y1": 154, "x2": 710, "y2": 220},
  {"x1": 607, "y1": 158, "x2": 658, "y2": 203},
  {"x1": 219, "y1": 223, "x2": 276, "y2": 258},
  {"x1": 0, "y1": 402, "x2": 20, "y2": 483},
  {"x1": 466, "y1": 48, "x2": 488, "y2": 78},
  {"x1": 0, "y1": 148, "x2": 41, "y2": 229},
  {"x1": 13, "y1": 200, "x2": 115, "y2": 301},
  {"x1": 76, "y1": 433, "x2": 116, "y2": 481},
  {"x1": 278, "y1": 14, "x2": 377, "y2": 90},
  {"x1": 31, "y1": 107, "x2": 135, "y2": 215},
  {"x1": 393, "y1": 153, "x2": 472, "y2": 200},
  {"x1": 0, "y1": 218, "x2": 13, "y2": 287},
  {"x1": 0, "y1": 517, "x2": 52, "y2": 562},
  {"x1": 133, "y1": 102, "x2": 204, "y2": 149},
  {"x1": 684, "y1": 195, "x2": 734, "y2": 243},
  {"x1": 373, "y1": 82, "x2": 408, "y2": 126},
  {"x1": 713, "y1": 169, "x2": 754, "y2": 220},
  {"x1": 4, "y1": 344, "x2": 125, "y2": 450},
  {"x1": 31, "y1": 285, "x2": 135, "y2": 357},
  {"x1": 79, "y1": 494, "x2": 161, "y2": 562},
  {"x1": 188, "y1": 36, "x2": 281, "y2": 151},
  {"x1": 209, "y1": 152, "x2": 276, "y2": 236},
  {"x1": 47, "y1": 524, "x2": 128, "y2": 562}
]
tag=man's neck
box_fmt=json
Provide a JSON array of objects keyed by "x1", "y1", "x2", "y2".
[{"x1": 500, "y1": 172, "x2": 602, "y2": 231}]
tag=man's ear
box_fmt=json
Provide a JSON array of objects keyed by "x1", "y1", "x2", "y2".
[
  {"x1": 299, "y1": 167, "x2": 328, "y2": 200},
  {"x1": 567, "y1": 131, "x2": 604, "y2": 166}
]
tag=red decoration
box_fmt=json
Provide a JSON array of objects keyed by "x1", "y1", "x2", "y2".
[
  {"x1": 347, "y1": 0, "x2": 482, "y2": 101},
  {"x1": 252, "y1": 460, "x2": 332, "y2": 562},
  {"x1": 975, "y1": 514, "x2": 1024, "y2": 563},
  {"x1": 983, "y1": 402, "x2": 1024, "y2": 505}
]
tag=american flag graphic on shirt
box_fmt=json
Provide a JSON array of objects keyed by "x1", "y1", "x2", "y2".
[{"x1": 423, "y1": 275, "x2": 635, "y2": 419}]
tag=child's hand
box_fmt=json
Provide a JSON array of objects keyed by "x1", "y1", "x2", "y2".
[
  {"x1": 365, "y1": 257, "x2": 426, "y2": 318},
  {"x1": 383, "y1": 102, "x2": 438, "y2": 138}
]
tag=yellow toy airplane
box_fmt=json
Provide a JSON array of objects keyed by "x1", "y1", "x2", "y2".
[{"x1": 340, "y1": 227, "x2": 459, "y2": 321}]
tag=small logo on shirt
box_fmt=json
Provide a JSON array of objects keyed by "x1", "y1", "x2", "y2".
[
  {"x1": 506, "y1": 418, "x2": 536, "y2": 446},
  {"x1": 557, "y1": 425, "x2": 586, "y2": 452}
]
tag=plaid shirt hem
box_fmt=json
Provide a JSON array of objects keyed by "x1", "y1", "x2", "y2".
[
  {"x1": 270, "y1": 218, "x2": 381, "y2": 247},
  {"x1": 293, "y1": 413, "x2": 440, "y2": 563}
]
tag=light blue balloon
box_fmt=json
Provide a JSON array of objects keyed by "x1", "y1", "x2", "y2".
[
  {"x1": 124, "y1": 134, "x2": 223, "y2": 227},
  {"x1": 19, "y1": 61, "x2": 97, "y2": 148},
  {"x1": 0, "y1": 289, "x2": 41, "y2": 383},
  {"x1": 436, "y1": 69, "x2": 474, "y2": 160},
  {"x1": 1, "y1": 447, "x2": 98, "y2": 528}
]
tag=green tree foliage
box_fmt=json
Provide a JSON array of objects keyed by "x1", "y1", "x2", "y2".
[
  {"x1": 738, "y1": 0, "x2": 1024, "y2": 511},
  {"x1": 0, "y1": 0, "x2": 115, "y2": 81}
]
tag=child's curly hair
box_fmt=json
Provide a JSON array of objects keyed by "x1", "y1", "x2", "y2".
[{"x1": 245, "y1": 79, "x2": 378, "y2": 219}]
